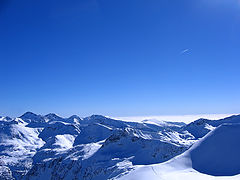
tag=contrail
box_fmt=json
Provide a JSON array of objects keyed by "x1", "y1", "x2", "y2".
[{"x1": 180, "y1": 49, "x2": 189, "y2": 54}]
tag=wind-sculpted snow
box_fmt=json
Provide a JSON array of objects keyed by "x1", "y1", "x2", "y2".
[{"x1": 0, "y1": 112, "x2": 240, "y2": 180}]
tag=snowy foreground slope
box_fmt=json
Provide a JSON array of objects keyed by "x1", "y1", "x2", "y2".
[
  {"x1": 119, "y1": 123, "x2": 240, "y2": 180},
  {"x1": 0, "y1": 113, "x2": 240, "y2": 180}
]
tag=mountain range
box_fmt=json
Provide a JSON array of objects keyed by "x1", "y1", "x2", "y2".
[{"x1": 0, "y1": 112, "x2": 240, "y2": 180}]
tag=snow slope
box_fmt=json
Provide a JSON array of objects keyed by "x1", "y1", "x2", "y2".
[
  {"x1": 0, "y1": 118, "x2": 45, "y2": 179},
  {"x1": 1, "y1": 112, "x2": 240, "y2": 180},
  {"x1": 20, "y1": 113, "x2": 192, "y2": 180},
  {"x1": 24, "y1": 127, "x2": 189, "y2": 180},
  {"x1": 189, "y1": 123, "x2": 240, "y2": 176},
  {"x1": 119, "y1": 123, "x2": 240, "y2": 180}
]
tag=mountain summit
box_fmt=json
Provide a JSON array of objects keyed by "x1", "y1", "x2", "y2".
[{"x1": 0, "y1": 113, "x2": 239, "y2": 180}]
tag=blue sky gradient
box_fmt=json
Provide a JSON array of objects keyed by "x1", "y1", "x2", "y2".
[{"x1": 0, "y1": 0, "x2": 240, "y2": 117}]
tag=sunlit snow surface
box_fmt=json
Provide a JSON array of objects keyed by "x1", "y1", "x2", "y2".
[
  {"x1": 0, "y1": 119, "x2": 45, "y2": 175},
  {"x1": 119, "y1": 123, "x2": 240, "y2": 180},
  {"x1": 0, "y1": 113, "x2": 240, "y2": 180}
]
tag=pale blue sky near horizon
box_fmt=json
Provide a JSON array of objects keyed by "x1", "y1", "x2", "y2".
[{"x1": 0, "y1": 0, "x2": 240, "y2": 118}]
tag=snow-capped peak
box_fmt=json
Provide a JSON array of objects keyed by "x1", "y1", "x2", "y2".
[
  {"x1": 19, "y1": 112, "x2": 44, "y2": 123},
  {"x1": 1, "y1": 113, "x2": 240, "y2": 180}
]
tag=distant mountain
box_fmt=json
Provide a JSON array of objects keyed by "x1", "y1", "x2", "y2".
[
  {"x1": 183, "y1": 114, "x2": 240, "y2": 138},
  {"x1": 0, "y1": 112, "x2": 239, "y2": 180}
]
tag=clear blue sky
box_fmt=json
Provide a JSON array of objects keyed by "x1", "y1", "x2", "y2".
[{"x1": 0, "y1": 0, "x2": 240, "y2": 117}]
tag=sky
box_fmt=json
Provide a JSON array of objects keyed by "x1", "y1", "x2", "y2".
[{"x1": 0, "y1": 0, "x2": 240, "y2": 118}]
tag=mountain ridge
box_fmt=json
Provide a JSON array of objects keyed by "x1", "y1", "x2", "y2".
[{"x1": 0, "y1": 112, "x2": 239, "y2": 180}]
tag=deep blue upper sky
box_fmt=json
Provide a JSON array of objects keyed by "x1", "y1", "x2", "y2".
[{"x1": 0, "y1": 0, "x2": 240, "y2": 117}]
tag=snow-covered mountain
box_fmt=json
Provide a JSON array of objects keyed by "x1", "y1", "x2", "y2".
[
  {"x1": 120, "y1": 123, "x2": 240, "y2": 180},
  {"x1": 0, "y1": 113, "x2": 239, "y2": 180}
]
